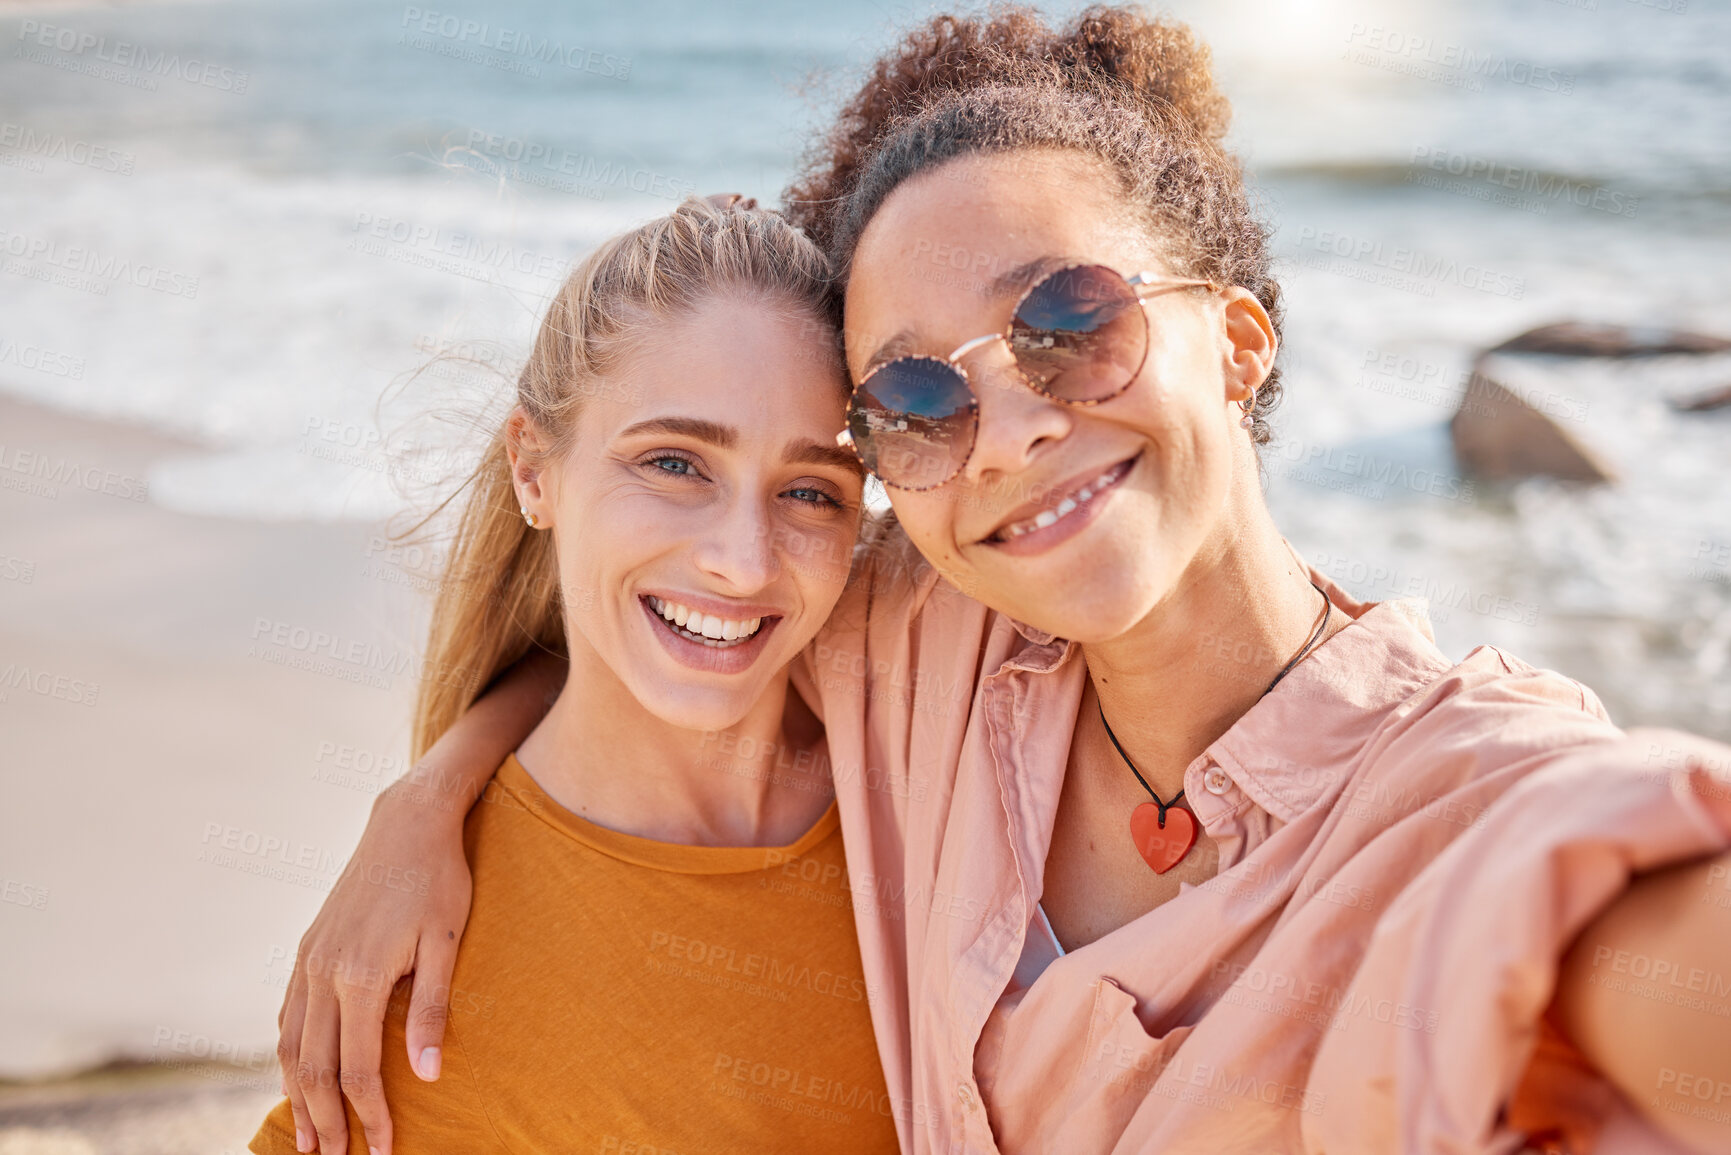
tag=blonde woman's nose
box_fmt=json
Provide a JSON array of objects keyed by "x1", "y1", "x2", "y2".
[{"x1": 689, "y1": 498, "x2": 781, "y2": 594}]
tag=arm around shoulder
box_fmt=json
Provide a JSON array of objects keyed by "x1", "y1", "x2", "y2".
[{"x1": 256, "y1": 980, "x2": 508, "y2": 1155}]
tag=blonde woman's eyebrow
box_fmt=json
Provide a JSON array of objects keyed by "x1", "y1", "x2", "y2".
[
  {"x1": 615, "y1": 421, "x2": 854, "y2": 473},
  {"x1": 783, "y1": 439, "x2": 864, "y2": 472},
  {"x1": 616, "y1": 416, "x2": 737, "y2": 447}
]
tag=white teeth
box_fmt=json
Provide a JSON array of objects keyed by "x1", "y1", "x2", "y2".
[
  {"x1": 995, "y1": 458, "x2": 1134, "y2": 541},
  {"x1": 646, "y1": 598, "x2": 766, "y2": 646}
]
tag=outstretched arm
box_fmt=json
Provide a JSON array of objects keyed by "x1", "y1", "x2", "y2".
[
  {"x1": 1554, "y1": 850, "x2": 1731, "y2": 1155},
  {"x1": 275, "y1": 650, "x2": 564, "y2": 1155}
]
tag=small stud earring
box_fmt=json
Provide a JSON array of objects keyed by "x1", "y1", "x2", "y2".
[
  {"x1": 1238, "y1": 389, "x2": 1257, "y2": 430},
  {"x1": 520, "y1": 507, "x2": 539, "y2": 529}
]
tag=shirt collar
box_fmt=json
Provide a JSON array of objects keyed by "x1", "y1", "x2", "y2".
[
  {"x1": 1006, "y1": 616, "x2": 1058, "y2": 647},
  {"x1": 999, "y1": 619, "x2": 1075, "y2": 674},
  {"x1": 1203, "y1": 571, "x2": 1450, "y2": 823}
]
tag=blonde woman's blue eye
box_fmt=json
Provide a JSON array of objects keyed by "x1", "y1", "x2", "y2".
[
  {"x1": 788, "y1": 487, "x2": 837, "y2": 507},
  {"x1": 651, "y1": 456, "x2": 694, "y2": 475}
]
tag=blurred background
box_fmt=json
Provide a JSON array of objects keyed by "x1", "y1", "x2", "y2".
[{"x1": 2, "y1": 0, "x2": 1728, "y2": 1149}]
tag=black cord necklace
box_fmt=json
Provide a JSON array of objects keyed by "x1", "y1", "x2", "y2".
[
  {"x1": 1103, "y1": 581, "x2": 1333, "y2": 874},
  {"x1": 1099, "y1": 705, "x2": 1186, "y2": 823},
  {"x1": 1263, "y1": 581, "x2": 1333, "y2": 696}
]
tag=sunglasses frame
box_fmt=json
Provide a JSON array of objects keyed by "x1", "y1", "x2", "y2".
[{"x1": 836, "y1": 263, "x2": 1219, "y2": 490}]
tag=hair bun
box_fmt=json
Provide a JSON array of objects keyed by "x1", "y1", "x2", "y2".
[{"x1": 1054, "y1": 7, "x2": 1230, "y2": 144}]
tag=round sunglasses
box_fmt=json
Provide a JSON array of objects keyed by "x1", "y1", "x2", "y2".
[{"x1": 835, "y1": 263, "x2": 1219, "y2": 490}]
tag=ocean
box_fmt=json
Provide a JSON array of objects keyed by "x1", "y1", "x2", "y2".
[{"x1": 3, "y1": 0, "x2": 1729, "y2": 742}]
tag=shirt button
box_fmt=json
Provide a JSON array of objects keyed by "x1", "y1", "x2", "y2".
[
  {"x1": 1203, "y1": 765, "x2": 1232, "y2": 795},
  {"x1": 957, "y1": 1083, "x2": 976, "y2": 1111}
]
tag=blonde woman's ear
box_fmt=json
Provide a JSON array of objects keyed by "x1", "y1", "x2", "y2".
[{"x1": 504, "y1": 407, "x2": 551, "y2": 525}]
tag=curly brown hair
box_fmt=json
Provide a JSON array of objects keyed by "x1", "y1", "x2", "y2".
[{"x1": 782, "y1": 4, "x2": 1284, "y2": 442}]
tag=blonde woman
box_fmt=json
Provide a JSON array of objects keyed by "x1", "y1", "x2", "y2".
[{"x1": 251, "y1": 198, "x2": 898, "y2": 1154}]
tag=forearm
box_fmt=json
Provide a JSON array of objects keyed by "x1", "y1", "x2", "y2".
[
  {"x1": 386, "y1": 649, "x2": 565, "y2": 822},
  {"x1": 1554, "y1": 850, "x2": 1731, "y2": 1153}
]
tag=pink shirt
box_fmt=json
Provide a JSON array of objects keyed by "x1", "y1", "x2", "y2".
[{"x1": 795, "y1": 525, "x2": 1731, "y2": 1154}]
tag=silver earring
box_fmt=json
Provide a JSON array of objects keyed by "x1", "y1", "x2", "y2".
[
  {"x1": 1238, "y1": 389, "x2": 1257, "y2": 430},
  {"x1": 520, "y1": 507, "x2": 539, "y2": 529}
]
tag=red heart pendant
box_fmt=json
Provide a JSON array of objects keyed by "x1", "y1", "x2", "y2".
[{"x1": 1130, "y1": 801, "x2": 1197, "y2": 874}]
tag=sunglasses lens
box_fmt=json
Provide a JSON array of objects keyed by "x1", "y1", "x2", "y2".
[
  {"x1": 1009, "y1": 264, "x2": 1148, "y2": 402},
  {"x1": 848, "y1": 358, "x2": 976, "y2": 489}
]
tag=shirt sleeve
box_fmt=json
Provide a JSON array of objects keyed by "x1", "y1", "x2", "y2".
[
  {"x1": 1303, "y1": 727, "x2": 1731, "y2": 1154},
  {"x1": 249, "y1": 978, "x2": 508, "y2": 1155}
]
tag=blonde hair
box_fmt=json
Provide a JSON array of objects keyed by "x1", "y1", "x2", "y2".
[{"x1": 411, "y1": 198, "x2": 838, "y2": 759}]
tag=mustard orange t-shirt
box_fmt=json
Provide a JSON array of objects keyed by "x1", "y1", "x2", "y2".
[{"x1": 252, "y1": 755, "x2": 899, "y2": 1155}]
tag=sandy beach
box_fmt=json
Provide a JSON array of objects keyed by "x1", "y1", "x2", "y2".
[
  {"x1": 1, "y1": 394, "x2": 431, "y2": 1149},
  {"x1": 0, "y1": 1062, "x2": 280, "y2": 1155}
]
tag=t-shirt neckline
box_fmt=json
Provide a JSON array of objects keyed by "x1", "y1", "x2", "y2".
[{"x1": 496, "y1": 753, "x2": 840, "y2": 875}]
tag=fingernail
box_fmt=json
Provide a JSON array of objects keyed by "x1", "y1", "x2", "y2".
[
  {"x1": 416, "y1": 1046, "x2": 441, "y2": 1080},
  {"x1": 370, "y1": 1148, "x2": 383, "y2": 1155},
  {"x1": 295, "y1": 1130, "x2": 311, "y2": 1153}
]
